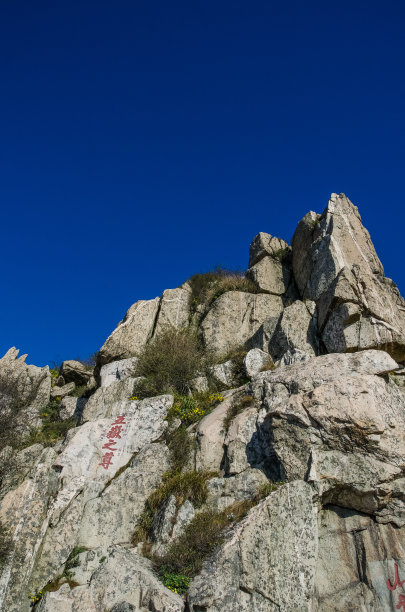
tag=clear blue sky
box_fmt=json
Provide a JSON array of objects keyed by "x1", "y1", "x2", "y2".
[{"x1": 1, "y1": 0, "x2": 404, "y2": 366}]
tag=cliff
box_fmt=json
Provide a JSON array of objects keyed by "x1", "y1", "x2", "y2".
[{"x1": 1, "y1": 193, "x2": 404, "y2": 611}]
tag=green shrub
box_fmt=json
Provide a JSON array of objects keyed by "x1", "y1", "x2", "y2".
[
  {"x1": 63, "y1": 546, "x2": 87, "y2": 580},
  {"x1": 159, "y1": 567, "x2": 190, "y2": 595},
  {"x1": 167, "y1": 426, "x2": 195, "y2": 474},
  {"x1": 25, "y1": 399, "x2": 77, "y2": 447},
  {"x1": 156, "y1": 500, "x2": 253, "y2": 578},
  {"x1": 188, "y1": 267, "x2": 259, "y2": 310},
  {"x1": 168, "y1": 391, "x2": 225, "y2": 426},
  {"x1": 132, "y1": 470, "x2": 216, "y2": 545},
  {"x1": 135, "y1": 327, "x2": 206, "y2": 396}
]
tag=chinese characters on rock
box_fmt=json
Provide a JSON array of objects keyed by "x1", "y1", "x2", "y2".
[
  {"x1": 99, "y1": 415, "x2": 127, "y2": 470},
  {"x1": 387, "y1": 562, "x2": 405, "y2": 611}
]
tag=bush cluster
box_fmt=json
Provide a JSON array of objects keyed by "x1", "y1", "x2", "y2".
[
  {"x1": 27, "y1": 399, "x2": 77, "y2": 447},
  {"x1": 135, "y1": 328, "x2": 206, "y2": 397},
  {"x1": 168, "y1": 392, "x2": 225, "y2": 426},
  {"x1": 155, "y1": 500, "x2": 253, "y2": 577},
  {"x1": 188, "y1": 267, "x2": 258, "y2": 310},
  {"x1": 133, "y1": 469, "x2": 216, "y2": 545}
]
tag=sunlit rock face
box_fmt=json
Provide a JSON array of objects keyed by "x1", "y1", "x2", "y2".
[
  {"x1": 1, "y1": 193, "x2": 405, "y2": 612},
  {"x1": 292, "y1": 193, "x2": 405, "y2": 361}
]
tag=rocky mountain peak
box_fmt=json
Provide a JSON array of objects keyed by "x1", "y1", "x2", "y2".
[{"x1": 0, "y1": 193, "x2": 404, "y2": 612}]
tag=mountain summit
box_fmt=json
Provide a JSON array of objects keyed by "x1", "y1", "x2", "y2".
[{"x1": 1, "y1": 193, "x2": 404, "y2": 611}]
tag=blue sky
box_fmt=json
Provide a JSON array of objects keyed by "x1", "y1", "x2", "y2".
[{"x1": 1, "y1": 0, "x2": 404, "y2": 366}]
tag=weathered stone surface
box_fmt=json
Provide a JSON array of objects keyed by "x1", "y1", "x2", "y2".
[
  {"x1": 152, "y1": 287, "x2": 191, "y2": 338},
  {"x1": 50, "y1": 382, "x2": 75, "y2": 399},
  {"x1": 78, "y1": 444, "x2": 170, "y2": 548},
  {"x1": 187, "y1": 481, "x2": 317, "y2": 612},
  {"x1": 243, "y1": 348, "x2": 272, "y2": 378},
  {"x1": 38, "y1": 547, "x2": 184, "y2": 612},
  {"x1": 292, "y1": 193, "x2": 405, "y2": 360},
  {"x1": 58, "y1": 396, "x2": 87, "y2": 421},
  {"x1": 206, "y1": 468, "x2": 269, "y2": 511},
  {"x1": 98, "y1": 297, "x2": 160, "y2": 365},
  {"x1": 201, "y1": 292, "x2": 284, "y2": 356},
  {"x1": 251, "y1": 351, "x2": 405, "y2": 520},
  {"x1": 314, "y1": 505, "x2": 405, "y2": 611},
  {"x1": 248, "y1": 232, "x2": 290, "y2": 267},
  {"x1": 209, "y1": 360, "x2": 234, "y2": 387},
  {"x1": 276, "y1": 347, "x2": 312, "y2": 367},
  {"x1": 82, "y1": 377, "x2": 143, "y2": 421},
  {"x1": 100, "y1": 357, "x2": 139, "y2": 388},
  {"x1": 267, "y1": 299, "x2": 319, "y2": 360},
  {"x1": 60, "y1": 360, "x2": 93, "y2": 386},
  {"x1": 0, "y1": 447, "x2": 59, "y2": 612},
  {"x1": 150, "y1": 495, "x2": 195, "y2": 556},
  {"x1": 0, "y1": 348, "x2": 51, "y2": 432},
  {"x1": 246, "y1": 256, "x2": 291, "y2": 295},
  {"x1": 194, "y1": 393, "x2": 238, "y2": 472}
]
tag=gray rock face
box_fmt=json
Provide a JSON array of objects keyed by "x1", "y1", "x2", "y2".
[
  {"x1": 37, "y1": 547, "x2": 184, "y2": 612},
  {"x1": 0, "y1": 347, "x2": 51, "y2": 433},
  {"x1": 60, "y1": 360, "x2": 93, "y2": 386},
  {"x1": 152, "y1": 287, "x2": 191, "y2": 338},
  {"x1": 187, "y1": 481, "x2": 317, "y2": 612},
  {"x1": 58, "y1": 396, "x2": 87, "y2": 421},
  {"x1": 209, "y1": 360, "x2": 235, "y2": 387},
  {"x1": 99, "y1": 297, "x2": 160, "y2": 365},
  {"x1": 267, "y1": 299, "x2": 319, "y2": 360},
  {"x1": 78, "y1": 444, "x2": 170, "y2": 548},
  {"x1": 150, "y1": 495, "x2": 195, "y2": 556},
  {"x1": 243, "y1": 348, "x2": 272, "y2": 378},
  {"x1": 206, "y1": 468, "x2": 269, "y2": 511},
  {"x1": 3, "y1": 195, "x2": 405, "y2": 612},
  {"x1": 82, "y1": 376, "x2": 142, "y2": 421},
  {"x1": 98, "y1": 287, "x2": 191, "y2": 366},
  {"x1": 50, "y1": 381, "x2": 75, "y2": 399},
  {"x1": 201, "y1": 292, "x2": 284, "y2": 356},
  {"x1": 100, "y1": 357, "x2": 139, "y2": 388},
  {"x1": 246, "y1": 256, "x2": 291, "y2": 295},
  {"x1": 248, "y1": 232, "x2": 290, "y2": 267},
  {"x1": 292, "y1": 193, "x2": 405, "y2": 360}
]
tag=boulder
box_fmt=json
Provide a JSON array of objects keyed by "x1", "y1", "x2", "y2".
[
  {"x1": 201, "y1": 292, "x2": 284, "y2": 356},
  {"x1": 98, "y1": 288, "x2": 192, "y2": 367},
  {"x1": 206, "y1": 468, "x2": 269, "y2": 511},
  {"x1": 98, "y1": 297, "x2": 160, "y2": 365},
  {"x1": 58, "y1": 397, "x2": 87, "y2": 421},
  {"x1": 248, "y1": 232, "x2": 290, "y2": 267},
  {"x1": 209, "y1": 360, "x2": 235, "y2": 387},
  {"x1": 243, "y1": 348, "x2": 272, "y2": 378},
  {"x1": 82, "y1": 377, "x2": 143, "y2": 421},
  {"x1": 246, "y1": 256, "x2": 291, "y2": 295},
  {"x1": 100, "y1": 357, "x2": 139, "y2": 388},
  {"x1": 152, "y1": 287, "x2": 191, "y2": 338},
  {"x1": 267, "y1": 299, "x2": 319, "y2": 360},
  {"x1": 60, "y1": 360, "x2": 93, "y2": 386},
  {"x1": 194, "y1": 393, "x2": 237, "y2": 472},
  {"x1": 292, "y1": 193, "x2": 405, "y2": 360},
  {"x1": 50, "y1": 382, "x2": 75, "y2": 400}
]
